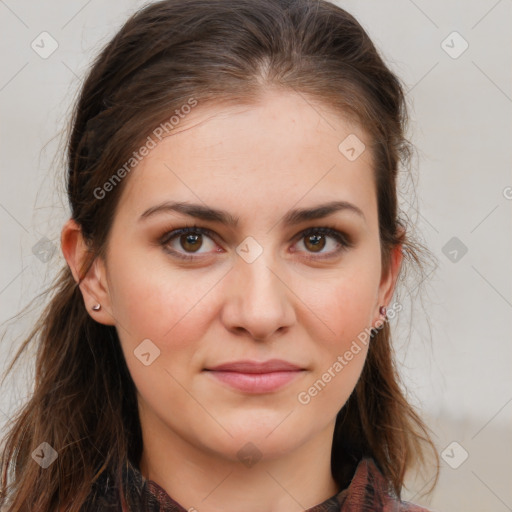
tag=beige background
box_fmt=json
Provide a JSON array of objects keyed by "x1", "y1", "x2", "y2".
[{"x1": 1, "y1": 1, "x2": 511, "y2": 511}]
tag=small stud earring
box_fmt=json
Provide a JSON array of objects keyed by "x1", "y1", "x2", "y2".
[
  {"x1": 92, "y1": 303, "x2": 101, "y2": 311},
  {"x1": 379, "y1": 305, "x2": 387, "y2": 316}
]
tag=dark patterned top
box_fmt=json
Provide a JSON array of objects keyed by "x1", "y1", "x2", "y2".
[{"x1": 82, "y1": 457, "x2": 431, "y2": 511}]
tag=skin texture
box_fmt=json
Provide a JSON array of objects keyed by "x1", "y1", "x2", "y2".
[{"x1": 61, "y1": 89, "x2": 403, "y2": 512}]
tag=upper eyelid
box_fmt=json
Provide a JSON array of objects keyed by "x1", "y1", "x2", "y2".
[{"x1": 160, "y1": 225, "x2": 351, "y2": 249}]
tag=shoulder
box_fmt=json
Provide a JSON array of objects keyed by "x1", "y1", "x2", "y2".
[{"x1": 339, "y1": 457, "x2": 433, "y2": 512}]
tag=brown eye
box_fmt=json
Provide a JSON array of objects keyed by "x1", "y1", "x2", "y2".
[
  {"x1": 294, "y1": 227, "x2": 352, "y2": 259},
  {"x1": 160, "y1": 226, "x2": 218, "y2": 260},
  {"x1": 303, "y1": 233, "x2": 327, "y2": 253},
  {"x1": 179, "y1": 233, "x2": 203, "y2": 253}
]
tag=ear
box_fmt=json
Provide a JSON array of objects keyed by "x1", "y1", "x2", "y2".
[
  {"x1": 60, "y1": 218, "x2": 115, "y2": 326},
  {"x1": 373, "y1": 242, "x2": 403, "y2": 327}
]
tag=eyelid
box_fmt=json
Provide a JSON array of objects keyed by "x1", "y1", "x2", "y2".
[{"x1": 158, "y1": 224, "x2": 353, "y2": 260}]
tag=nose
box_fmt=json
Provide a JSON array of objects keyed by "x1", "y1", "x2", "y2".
[{"x1": 220, "y1": 249, "x2": 296, "y2": 342}]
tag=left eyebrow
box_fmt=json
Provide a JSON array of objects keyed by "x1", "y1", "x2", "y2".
[{"x1": 138, "y1": 200, "x2": 366, "y2": 226}]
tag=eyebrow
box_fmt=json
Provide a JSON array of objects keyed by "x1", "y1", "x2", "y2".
[{"x1": 138, "y1": 200, "x2": 365, "y2": 226}]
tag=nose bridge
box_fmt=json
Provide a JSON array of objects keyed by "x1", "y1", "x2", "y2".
[
  {"x1": 223, "y1": 235, "x2": 295, "y2": 339},
  {"x1": 238, "y1": 235, "x2": 283, "y2": 305}
]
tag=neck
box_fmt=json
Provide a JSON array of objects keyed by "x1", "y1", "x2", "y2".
[{"x1": 138, "y1": 415, "x2": 339, "y2": 512}]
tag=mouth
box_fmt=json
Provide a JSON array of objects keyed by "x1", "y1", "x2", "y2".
[{"x1": 203, "y1": 359, "x2": 307, "y2": 394}]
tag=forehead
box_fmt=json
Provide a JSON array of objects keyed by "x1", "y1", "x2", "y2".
[{"x1": 116, "y1": 89, "x2": 375, "y2": 223}]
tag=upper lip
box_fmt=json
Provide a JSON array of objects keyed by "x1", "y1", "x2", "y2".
[{"x1": 205, "y1": 359, "x2": 304, "y2": 373}]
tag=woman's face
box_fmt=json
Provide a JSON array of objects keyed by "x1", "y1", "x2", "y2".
[{"x1": 70, "y1": 89, "x2": 402, "y2": 465}]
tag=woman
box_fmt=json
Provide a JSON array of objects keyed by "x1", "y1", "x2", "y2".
[{"x1": 0, "y1": 0, "x2": 439, "y2": 510}]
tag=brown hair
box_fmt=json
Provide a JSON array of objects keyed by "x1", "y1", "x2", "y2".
[{"x1": 0, "y1": 0, "x2": 439, "y2": 510}]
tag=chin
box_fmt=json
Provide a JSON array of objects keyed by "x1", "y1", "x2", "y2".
[{"x1": 198, "y1": 417, "x2": 311, "y2": 463}]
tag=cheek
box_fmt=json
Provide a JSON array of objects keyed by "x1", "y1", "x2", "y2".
[
  {"x1": 332, "y1": 280, "x2": 376, "y2": 339},
  {"x1": 294, "y1": 264, "x2": 378, "y2": 345},
  {"x1": 107, "y1": 245, "x2": 213, "y2": 344},
  {"x1": 295, "y1": 278, "x2": 373, "y2": 414},
  {"x1": 290, "y1": 258, "x2": 378, "y2": 405},
  {"x1": 318, "y1": 282, "x2": 373, "y2": 371},
  {"x1": 108, "y1": 253, "x2": 210, "y2": 420}
]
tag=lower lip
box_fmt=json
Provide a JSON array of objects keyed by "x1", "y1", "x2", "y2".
[{"x1": 205, "y1": 370, "x2": 304, "y2": 393}]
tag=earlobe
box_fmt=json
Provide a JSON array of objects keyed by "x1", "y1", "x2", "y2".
[{"x1": 60, "y1": 218, "x2": 116, "y2": 326}]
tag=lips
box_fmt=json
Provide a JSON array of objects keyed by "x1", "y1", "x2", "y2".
[
  {"x1": 205, "y1": 359, "x2": 304, "y2": 373},
  {"x1": 203, "y1": 359, "x2": 306, "y2": 393}
]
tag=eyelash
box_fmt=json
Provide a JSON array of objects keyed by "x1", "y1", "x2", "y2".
[{"x1": 158, "y1": 224, "x2": 353, "y2": 262}]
